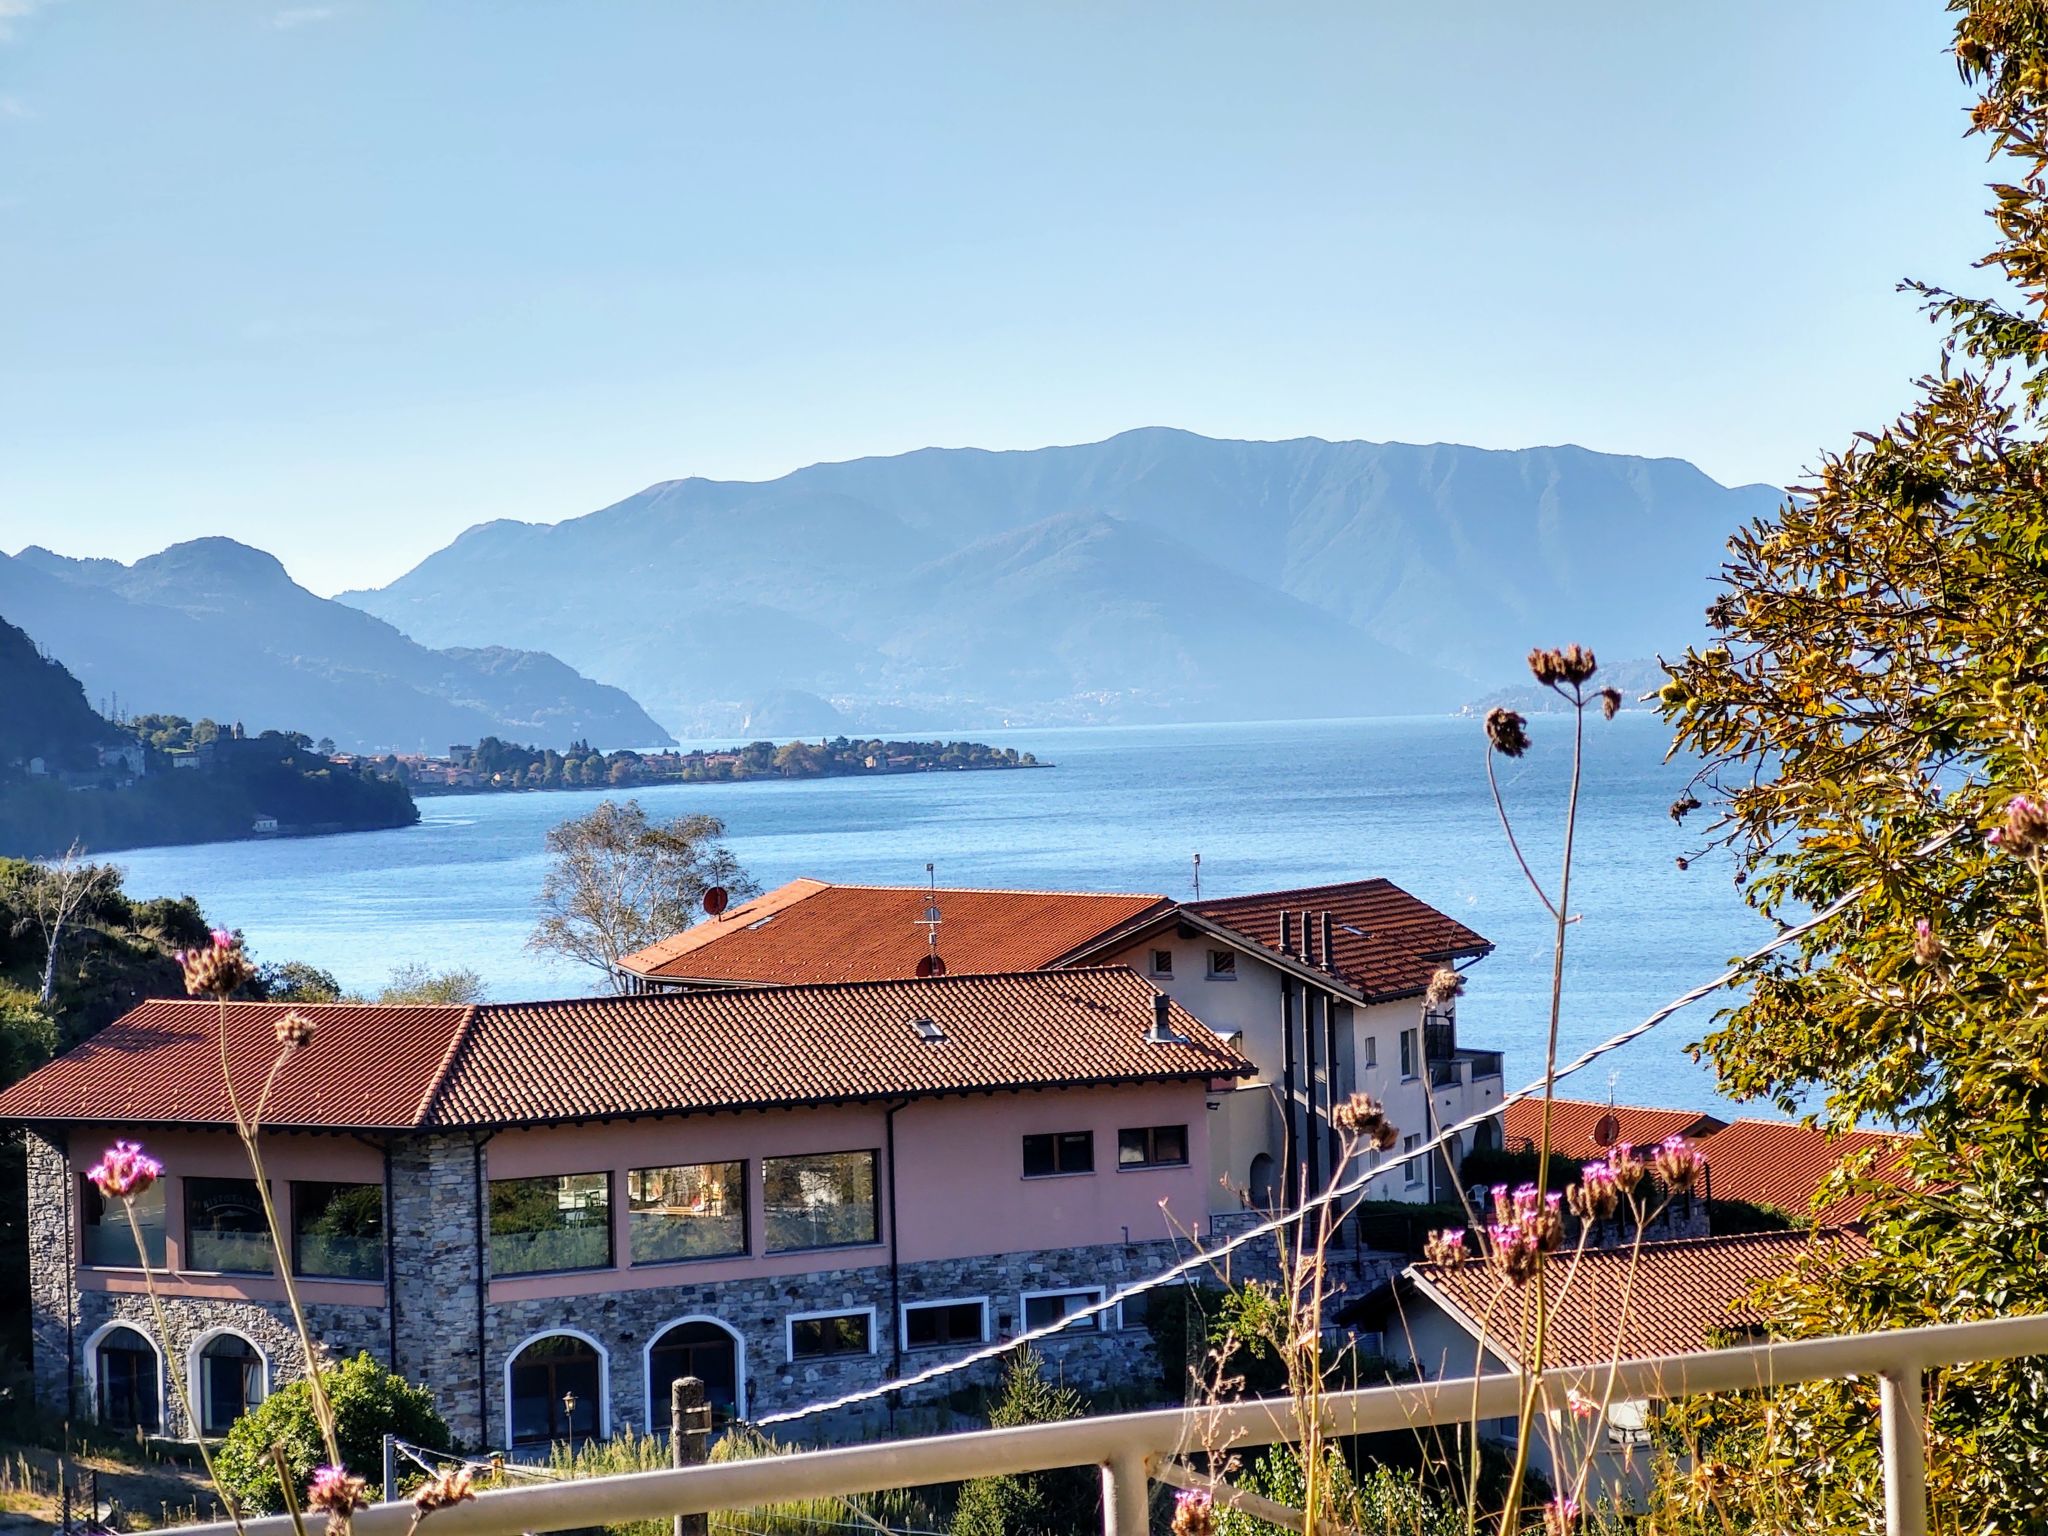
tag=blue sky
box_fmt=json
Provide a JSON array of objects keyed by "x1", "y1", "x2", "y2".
[{"x1": 0, "y1": 2, "x2": 1990, "y2": 594}]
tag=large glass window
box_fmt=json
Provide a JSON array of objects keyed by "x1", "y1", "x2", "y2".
[
  {"x1": 1021, "y1": 1132, "x2": 1094, "y2": 1178},
  {"x1": 788, "y1": 1311, "x2": 871, "y2": 1360},
  {"x1": 183, "y1": 1178, "x2": 275, "y2": 1274},
  {"x1": 292, "y1": 1182, "x2": 384, "y2": 1280},
  {"x1": 648, "y1": 1320, "x2": 740, "y2": 1421},
  {"x1": 507, "y1": 1334, "x2": 602, "y2": 1447},
  {"x1": 94, "y1": 1326, "x2": 160, "y2": 1432},
  {"x1": 628, "y1": 1162, "x2": 746, "y2": 1265},
  {"x1": 1117, "y1": 1125, "x2": 1189, "y2": 1169},
  {"x1": 81, "y1": 1177, "x2": 165, "y2": 1268},
  {"x1": 197, "y1": 1334, "x2": 265, "y2": 1435},
  {"x1": 1022, "y1": 1288, "x2": 1105, "y2": 1333},
  {"x1": 763, "y1": 1151, "x2": 878, "y2": 1253},
  {"x1": 490, "y1": 1173, "x2": 612, "y2": 1276}
]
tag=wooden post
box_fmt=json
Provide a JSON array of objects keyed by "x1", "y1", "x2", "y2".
[{"x1": 671, "y1": 1376, "x2": 710, "y2": 1536}]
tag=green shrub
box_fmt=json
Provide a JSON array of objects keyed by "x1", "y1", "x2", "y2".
[
  {"x1": 951, "y1": 1348, "x2": 1095, "y2": 1536},
  {"x1": 1215, "y1": 1443, "x2": 1463, "y2": 1536},
  {"x1": 214, "y1": 1353, "x2": 448, "y2": 1510},
  {"x1": 1707, "y1": 1197, "x2": 1799, "y2": 1236},
  {"x1": 1458, "y1": 1145, "x2": 1580, "y2": 1197}
]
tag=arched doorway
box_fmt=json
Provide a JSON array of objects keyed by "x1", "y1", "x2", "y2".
[
  {"x1": 1248, "y1": 1153, "x2": 1277, "y2": 1209},
  {"x1": 1470, "y1": 1118, "x2": 1497, "y2": 1155},
  {"x1": 195, "y1": 1333, "x2": 267, "y2": 1435},
  {"x1": 647, "y1": 1319, "x2": 743, "y2": 1425},
  {"x1": 507, "y1": 1332, "x2": 605, "y2": 1449},
  {"x1": 92, "y1": 1324, "x2": 161, "y2": 1433}
]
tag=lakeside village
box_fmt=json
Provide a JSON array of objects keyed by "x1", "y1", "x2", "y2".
[{"x1": 0, "y1": 870, "x2": 1901, "y2": 1521}]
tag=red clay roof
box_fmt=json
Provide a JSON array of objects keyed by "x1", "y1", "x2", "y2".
[
  {"x1": 0, "y1": 999, "x2": 473, "y2": 1131},
  {"x1": 619, "y1": 879, "x2": 1175, "y2": 984},
  {"x1": 1405, "y1": 1229, "x2": 1867, "y2": 1370},
  {"x1": 1693, "y1": 1119, "x2": 1910, "y2": 1225},
  {"x1": 1500, "y1": 1097, "x2": 1728, "y2": 1162},
  {"x1": 1186, "y1": 879, "x2": 1492, "y2": 1000},
  {"x1": 0, "y1": 969, "x2": 1248, "y2": 1132}
]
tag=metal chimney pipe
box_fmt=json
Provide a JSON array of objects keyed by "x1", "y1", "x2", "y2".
[
  {"x1": 1149, "y1": 991, "x2": 1172, "y2": 1043},
  {"x1": 1321, "y1": 911, "x2": 1336, "y2": 974},
  {"x1": 1279, "y1": 910, "x2": 1295, "y2": 957}
]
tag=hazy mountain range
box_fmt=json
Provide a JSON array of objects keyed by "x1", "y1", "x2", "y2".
[
  {"x1": 340, "y1": 428, "x2": 1782, "y2": 733},
  {"x1": 0, "y1": 540, "x2": 673, "y2": 754}
]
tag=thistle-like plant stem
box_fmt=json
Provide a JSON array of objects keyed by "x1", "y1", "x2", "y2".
[{"x1": 122, "y1": 1200, "x2": 246, "y2": 1536}]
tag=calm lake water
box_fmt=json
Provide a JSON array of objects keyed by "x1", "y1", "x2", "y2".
[{"x1": 112, "y1": 713, "x2": 1768, "y2": 1116}]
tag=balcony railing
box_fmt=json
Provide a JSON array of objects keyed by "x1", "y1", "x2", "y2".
[{"x1": 173, "y1": 1313, "x2": 2048, "y2": 1536}]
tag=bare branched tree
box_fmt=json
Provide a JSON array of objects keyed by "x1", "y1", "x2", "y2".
[
  {"x1": 528, "y1": 799, "x2": 759, "y2": 993},
  {"x1": 24, "y1": 841, "x2": 116, "y2": 1007}
]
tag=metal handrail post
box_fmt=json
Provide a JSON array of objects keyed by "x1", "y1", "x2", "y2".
[
  {"x1": 1880, "y1": 1362, "x2": 1928, "y2": 1536},
  {"x1": 1101, "y1": 1450, "x2": 1150, "y2": 1536}
]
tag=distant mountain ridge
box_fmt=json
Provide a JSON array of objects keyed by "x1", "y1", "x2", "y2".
[
  {"x1": 340, "y1": 428, "x2": 1782, "y2": 732},
  {"x1": 0, "y1": 539, "x2": 675, "y2": 754}
]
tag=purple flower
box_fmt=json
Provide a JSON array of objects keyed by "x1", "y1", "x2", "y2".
[{"x1": 87, "y1": 1141, "x2": 163, "y2": 1199}]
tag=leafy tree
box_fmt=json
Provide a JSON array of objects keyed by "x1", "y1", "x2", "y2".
[
  {"x1": 257, "y1": 959, "x2": 345, "y2": 1003},
  {"x1": 529, "y1": 799, "x2": 759, "y2": 993},
  {"x1": 951, "y1": 1348, "x2": 1096, "y2": 1536},
  {"x1": 1651, "y1": 7, "x2": 2048, "y2": 1528},
  {"x1": 377, "y1": 962, "x2": 485, "y2": 1004},
  {"x1": 215, "y1": 1353, "x2": 448, "y2": 1509}
]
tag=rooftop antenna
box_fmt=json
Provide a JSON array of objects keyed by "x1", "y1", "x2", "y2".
[
  {"x1": 914, "y1": 861, "x2": 947, "y2": 977},
  {"x1": 1191, "y1": 851, "x2": 1201, "y2": 900}
]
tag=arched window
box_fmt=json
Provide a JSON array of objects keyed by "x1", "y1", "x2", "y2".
[
  {"x1": 1469, "y1": 1119, "x2": 1498, "y2": 1155},
  {"x1": 647, "y1": 1319, "x2": 743, "y2": 1425},
  {"x1": 507, "y1": 1333, "x2": 604, "y2": 1448},
  {"x1": 197, "y1": 1333, "x2": 267, "y2": 1435},
  {"x1": 93, "y1": 1325, "x2": 161, "y2": 1433},
  {"x1": 1248, "y1": 1152, "x2": 1277, "y2": 1209}
]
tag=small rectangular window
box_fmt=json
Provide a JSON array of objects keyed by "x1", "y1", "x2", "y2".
[
  {"x1": 1400, "y1": 1029, "x2": 1417, "y2": 1079},
  {"x1": 902, "y1": 1299, "x2": 988, "y2": 1351},
  {"x1": 489, "y1": 1172, "x2": 612, "y2": 1276},
  {"x1": 628, "y1": 1160, "x2": 747, "y2": 1264},
  {"x1": 1149, "y1": 949, "x2": 1174, "y2": 978},
  {"x1": 81, "y1": 1177, "x2": 165, "y2": 1268},
  {"x1": 1206, "y1": 949, "x2": 1236, "y2": 979},
  {"x1": 1118, "y1": 1124, "x2": 1189, "y2": 1169},
  {"x1": 184, "y1": 1177, "x2": 276, "y2": 1275},
  {"x1": 1023, "y1": 1288, "x2": 1104, "y2": 1332},
  {"x1": 1403, "y1": 1134, "x2": 1423, "y2": 1185},
  {"x1": 789, "y1": 1310, "x2": 872, "y2": 1360},
  {"x1": 1021, "y1": 1131, "x2": 1095, "y2": 1178},
  {"x1": 292, "y1": 1181, "x2": 385, "y2": 1280},
  {"x1": 1362, "y1": 1036, "x2": 1377, "y2": 1070},
  {"x1": 764, "y1": 1150, "x2": 879, "y2": 1253}
]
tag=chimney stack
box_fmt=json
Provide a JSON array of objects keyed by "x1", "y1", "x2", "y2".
[
  {"x1": 1300, "y1": 910, "x2": 1316, "y2": 968},
  {"x1": 1279, "y1": 910, "x2": 1295, "y2": 957},
  {"x1": 1321, "y1": 911, "x2": 1336, "y2": 973}
]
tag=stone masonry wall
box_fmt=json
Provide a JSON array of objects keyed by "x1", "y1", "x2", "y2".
[
  {"x1": 27, "y1": 1130, "x2": 75, "y2": 1421},
  {"x1": 389, "y1": 1133, "x2": 487, "y2": 1443}
]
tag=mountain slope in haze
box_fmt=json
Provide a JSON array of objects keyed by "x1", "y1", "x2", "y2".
[
  {"x1": 0, "y1": 540, "x2": 675, "y2": 754},
  {"x1": 0, "y1": 612, "x2": 117, "y2": 774},
  {"x1": 342, "y1": 428, "x2": 1785, "y2": 731}
]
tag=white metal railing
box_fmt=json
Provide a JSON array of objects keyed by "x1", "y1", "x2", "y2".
[{"x1": 171, "y1": 1313, "x2": 2048, "y2": 1536}]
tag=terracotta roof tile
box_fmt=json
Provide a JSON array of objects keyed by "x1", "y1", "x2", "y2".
[
  {"x1": 0, "y1": 970, "x2": 1249, "y2": 1133},
  {"x1": 1694, "y1": 1119, "x2": 1910, "y2": 1226},
  {"x1": 1187, "y1": 879, "x2": 1491, "y2": 1000},
  {"x1": 0, "y1": 999, "x2": 473, "y2": 1131},
  {"x1": 1500, "y1": 1098, "x2": 1728, "y2": 1162},
  {"x1": 620, "y1": 880, "x2": 1175, "y2": 984},
  {"x1": 1403, "y1": 1229, "x2": 1867, "y2": 1370}
]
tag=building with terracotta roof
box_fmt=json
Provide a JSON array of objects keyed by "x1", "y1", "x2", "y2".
[
  {"x1": 0, "y1": 972, "x2": 1248, "y2": 1451},
  {"x1": 620, "y1": 876, "x2": 1501, "y2": 1211},
  {"x1": 1349, "y1": 1229, "x2": 1867, "y2": 1509},
  {"x1": 1498, "y1": 1097, "x2": 1728, "y2": 1163}
]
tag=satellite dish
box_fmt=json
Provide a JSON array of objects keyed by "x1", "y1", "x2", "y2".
[
  {"x1": 703, "y1": 886, "x2": 729, "y2": 918},
  {"x1": 1594, "y1": 1113, "x2": 1621, "y2": 1148},
  {"x1": 916, "y1": 954, "x2": 947, "y2": 979}
]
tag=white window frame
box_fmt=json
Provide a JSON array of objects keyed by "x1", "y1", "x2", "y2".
[
  {"x1": 899, "y1": 1296, "x2": 991, "y2": 1353},
  {"x1": 784, "y1": 1305, "x2": 878, "y2": 1363},
  {"x1": 1361, "y1": 1036, "x2": 1377, "y2": 1070},
  {"x1": 1400, "y1": 1028, "x2": 1419, "y2": 1081},
  {"x1": 1205, "y1": 949, "x2": 1237, "y2": 980},
  {"x1": 503, "y1": 1326, "x2": 613, "y2": 1445},
  {"x1": 187, "y1": 1328, "x2": 271, "y2": 1439},
  {"x1": 641, "y1": 1313, "x2": 747, "y2": 1425},
  {"x1": 83, "y1": 1319, "x2": 166, "y2": 1434},
  {"x1": 1148, "y1": 948, "x2": 1174, "y2": 979},
  {"x1": 1021, "y1": 1286, "x2": 1109, "y2": 1334},
  {"x1": 1403, "y1": 1134, "x2": 1423, "y2": 1186}
]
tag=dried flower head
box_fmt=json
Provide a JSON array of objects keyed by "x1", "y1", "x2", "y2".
[
  {"x1": 1329, "y1": 1091, "x2": 1389, "y2": 1142},
  {"x1": 1545, "y1": 1493, "x2": 1581, "y2": 1533},
  {"x1": 1669, "y1": 794, "x2": 1702, "y2": 823},
  {"x1": 88, "y1": 1141, "x2": 163, "y2": 1199},
  {"x1": 1484, "y1": 707, "x2": 1530, "y2": 758},
  {"x1": 1607, "y1": 1142, "x2": 1646, "y2": 1196},
  {"x1": 1485, "y1": 1219, "x2": 1541, "y2": 1284},
  {"x1": 176, "y1": 929, "x2": 253, "y2": 999},
  {"x1": 1652, "y1": 1134, "x2": 1706, "y2": 1193},
  {"x1": 1598, "y1": 686, "x2": 1623, "y2": 720},
  {"x1": 1911, "y1": 918, "x2": 1942, "y2": 967},
  {"x1": 1423, "y1": 967, "x2": 1464, "y2": 1008},
  {"x1": 1567, "y1": 1161, "x2": 1619, "y2": 1222},
  {"x1": 1528, "y1": 645, "x2": 1598, "y2": 687},
  {"x1": 307, "y1": 1466, "x2": 369, "y2": 1536},
  {"x1": 1372, "y1": 1119, "x2": 1398, "y2": 1152},
  {"x1": 1988, "y1": 792, "x2": 2048, "y2": 857},
  {"x1": 1423, "y1": 1228, "x2": 1469, "y2": 1266},
  {"x1": 1170, "y1": 1488, "x2": 1215, "y2": 1536},
  {"x1": 274, "y1": 1010, "x2": 317, "y2": 1051},
  {"x1": 411, "y1": 1466, "x2": 475, "y2": 1517}
]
